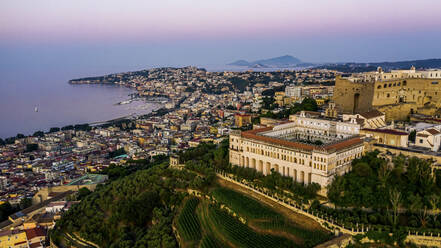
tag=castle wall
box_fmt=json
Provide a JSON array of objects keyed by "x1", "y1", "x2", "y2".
[
  {"x1": 334, "y1": 76, "x2": 441, "y2": 119},
  {"x1": 333, "y1": 77, "x2": 375, "y2": 114}
]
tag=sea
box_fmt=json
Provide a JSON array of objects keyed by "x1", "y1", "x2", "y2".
[{"x1": 0, "y1": 66, "x2": 161, "y2": 139}]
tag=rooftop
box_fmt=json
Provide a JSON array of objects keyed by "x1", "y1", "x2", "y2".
[
  {"x1": 241, "y1": 126, "x2": 363, "y2": 153},
  {"x1": 361, "y1": 128, "x2": 408, "y2": 136}
]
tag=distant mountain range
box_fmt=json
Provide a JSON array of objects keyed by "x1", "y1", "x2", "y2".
[
  {"x1": 228, "y1": 55, "x2": 441, "y2": 72},
  {"x1": 315, "y1": 59, "x2": 441, "y2": 73},
  {"x1": 228, "y1": 55, "x2": 311, "y2": 68}
]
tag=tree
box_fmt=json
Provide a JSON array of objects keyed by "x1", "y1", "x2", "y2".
[
  {"x1": 61, "y1": 125, "x2": 74, "y2": 131},
  {"x1": 389, "y1": 188, "x2": 401, "y2": 227},
  {"x1": 378, "y1": 162, "x2": 391, "y2": 189},
  {"x1": 16, "y1": 133, "x2": 25, "y2": 139},
  {"x1": 408, "y1": 130, "x2": 416, "y2": 142},
  {"x1": 429, "y1": 194, "x2": 440, "y2": 223},
  {"x1": 49, "y1": 127, "x2": 60, "y2": 133},
  {"x1": 25, "y1": 143, "x2": 39, "y2": 152},
  {"x1": 0, "y1": 138, "x2": 4, "y2": 146},
  {"x1": 19, "y1": 198, "x2": 32, "y2": 209},
  {"x1": 33, "y1": 131, "x2": 45, "y2": 137},
  {"x1": 77, "y1": 187, "x2": 92, "y2": 200},
  {"x1": 300, "y1": 97, "x2": 318, "y2": 112}
]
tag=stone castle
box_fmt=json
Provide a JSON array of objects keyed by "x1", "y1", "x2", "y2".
[{"x1": 333, "y1": 67, "x2": 441, "y2": 121}]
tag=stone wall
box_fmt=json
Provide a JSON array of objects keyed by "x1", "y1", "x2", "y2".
[
  {"x1": 333, "y1": 77, "x2": 375, "y2": 114},
  {"x1": 376, "y1": 103, "x2": 414, "y2": 121},
  {"x1": 32, "y1": 184, "x2": 98, "y2": 205},
  {"x1": 333, "y1": 77, "x2": 441, "y2": 119}
]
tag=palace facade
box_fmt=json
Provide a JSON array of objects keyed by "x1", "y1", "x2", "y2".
[{"x1": 229, "y1": 111, "x2": 365, "y2": 190}]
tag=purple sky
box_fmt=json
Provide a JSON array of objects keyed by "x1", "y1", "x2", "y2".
[{"x1": 1, "y1": 0, "x2": 441, "y2": 65}]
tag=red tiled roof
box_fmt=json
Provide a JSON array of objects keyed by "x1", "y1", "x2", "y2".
[
  {"x1": 30, "y1": 243, "x2": 43, "y2": 248},
  {"x1": 426, "y1": 128, "x2": 441, "y2": 135},
  {"x1": 241, "y1": 127, "x2": 363, "y2": 152},
  {"x1": 25, "y1": 227, "x2": 46, "y2": 240},
  {"x1": 359, "y1": 109, "x2": 384, "y2": 119}
]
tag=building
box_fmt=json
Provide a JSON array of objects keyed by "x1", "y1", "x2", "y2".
[
  {"x1": 360, "y1": 128, "x2": 408, "y2": 148},
  {"x1": 285, "y1": 85, "x2": 302, "y2": 98},
  {"x1": 235, "y1": 113, "x2": 252, "y2": 127},
  {"x1": 0, "y1": 229, "x2": 28, "y2": 248},
  {"x1": 324, "y1": 102, "x2": 338, "y2": 118},
  {"x1": 415, "y1": 128, "x2": 441, "y2": 151},
  {"x1": 229, "y1": 112, "x2": 364, "y2": 192},
  {"x1": 333, "y1": 67, "x2": 441, "y2": 121},
  {"x1": 25, "y1": 227, "x2": 46, "y2": 248},
  {"x1": 343, "y1": 109, "x2": 387, "y2": 129}
]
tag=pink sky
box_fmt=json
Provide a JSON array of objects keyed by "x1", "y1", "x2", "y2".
[{"x1": 1, "y1": 0, "x2": 441, "y2": 42}]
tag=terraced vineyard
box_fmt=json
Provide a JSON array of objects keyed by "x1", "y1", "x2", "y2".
[
  {"x1": 176, "y1": 197, "x2": 201, "y2": 243},
  {"x1": 206, "y1": 204, "x2": 296, "y2": 248},
  {"x1": 176, "y1": 187, "x2": 331, "y2": 248},
  {"x1": 211, "y1": 187, "x2": 281, "y2": 219},
  {"x1": 199, "y1": 235, "x2": 222, "y2": 248}
]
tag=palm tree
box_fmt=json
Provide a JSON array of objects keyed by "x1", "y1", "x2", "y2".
[{"x1": 389, "y1": 188, "x2": 401, "y2": 227}]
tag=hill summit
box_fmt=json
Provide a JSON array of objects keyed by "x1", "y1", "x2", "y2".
[{"x1": 228, "y1": 55, "x2": 302, "y2": 68}]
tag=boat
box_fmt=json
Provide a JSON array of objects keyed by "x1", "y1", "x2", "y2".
[{"x1": 34, "y1": 106, "x2": 38, "y2": 112}]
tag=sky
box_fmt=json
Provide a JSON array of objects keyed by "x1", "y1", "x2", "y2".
[{"x1": 1, "y1": 0, "x2": 441, "y2": 68}]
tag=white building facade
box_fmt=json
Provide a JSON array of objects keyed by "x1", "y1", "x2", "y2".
[{"x1": 229, "y1": 113, "x2": 364, "y2": 192}]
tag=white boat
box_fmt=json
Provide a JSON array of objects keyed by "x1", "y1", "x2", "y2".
[{"x1": 34, "y1": 106, "x2": 38, "y2": 112}]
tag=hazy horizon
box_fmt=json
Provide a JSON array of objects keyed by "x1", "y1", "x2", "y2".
[{"x1": 1, "y1": 0, "x2": 441, "y2": 73}]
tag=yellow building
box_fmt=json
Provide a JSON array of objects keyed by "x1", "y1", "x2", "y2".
[
  {"x1": 360, "y1": 128, "x2": 408, "y2": 148},
  {"x1": 333, "y1": 67, "x2": 441, "y2": 120},
  {"x1": 315, "y1": 99, "x2": 325, "y2": 106},
  {"x1": 235, "y1": 113, "x2": 252, "y2": 127},
  {"x1": 0, "y1": 229, "x2": 28, "y2": 248}
]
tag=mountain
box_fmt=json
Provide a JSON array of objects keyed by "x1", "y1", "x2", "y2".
[
  {"x1": 315, "y1": 58, "x2": 441, "y2": 73},
  {"x1": 228, "y1": 59, "x2": 252, "y2": 67},
  {"x1": 228, "y1": 55, "x2": 303, "y2": 68}
]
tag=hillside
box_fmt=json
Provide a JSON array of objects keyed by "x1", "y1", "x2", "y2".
[
  {"x1": 51, "y1": 141, "x2": 331, "y2": 248},
  {"x1": 316, "y1": 58, "x2": 441, "y2": 73}
]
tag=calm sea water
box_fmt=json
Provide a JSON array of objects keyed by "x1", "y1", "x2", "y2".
[{"x1": 0, "y1": 67, "x2": 159, "y2": 139}]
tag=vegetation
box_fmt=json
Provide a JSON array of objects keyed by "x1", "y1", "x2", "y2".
[
  {"x1": 199, "y1": 234, "x2": 222, "y2": 248},
  {"x1": 211, "y1": 187, "x2": 330, "y2": 247},
  {"x1": 52, "y1": 162, "x2": 211, "y2": 248},
  {"x1": 176, "y1": 197, "x2": 201, "y2": 242},
  {"x1": 260, "y1": 98, "x2": 318, "y2": 119},
  {"x1": 49, "y1": 127, "x2": 61, "y2": 133},
  {"x1": 0, "y1": 198, "x2": 33, "y2": 222},
  {"x1": 322, "y1": 150, "x2": 441, "y2": 233},
  {"x1": 32, "y1": 131, "x2": 45, "y2": 137},
  {"x1": 229, "y1": 77, "x2": 249, "y2": 92},
  {"x1": 328, "y1": 151, "x2": 440, "y2": 210},
  {"x1": 212, "y1": 188, "x2": 281, "y2": 219},
  {"x1": 408, "y1": 130, "x2": 416, "y2": 143},
  {"x1": 0, "y1": 202, "x2": 18, "y2": 221},
  {"x1": 255, "y1": 220, "x2": 331, "y2": 248},
  {"x1": 108, "y1": 148, "x2": 126, "y2": 158},
  {"x1": 205, "y1": 204, "x2": 295, "y2": 248},
  {"x1": 53, "y1": 140, "x2": 332, "y2": 247}
]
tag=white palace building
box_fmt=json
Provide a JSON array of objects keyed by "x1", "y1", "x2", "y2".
[{"x1": 229, "y1": 111, "x2": 365, "y2": 190}]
